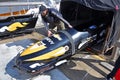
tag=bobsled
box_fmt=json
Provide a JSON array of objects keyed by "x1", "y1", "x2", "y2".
[
  {"x1": 15, "y1": 23, "x2": 107, "y2": 74},
  {"x1": 14, "y1": 0, "x2": 113, "y2": 74},
  {"x1": 0, "y1": 14, "x2": 38, "y2": 39}
]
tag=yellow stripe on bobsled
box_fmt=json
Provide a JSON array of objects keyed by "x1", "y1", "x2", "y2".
[
  {"x1": 26, "y1": 46, "x2": 68, "y2": 61},
  {"x1": 20, "y1": 42, "x2": 47, "y2": 56},
  {"x1": 7, "y1": 22, "x2": 28, "y2": 32}
]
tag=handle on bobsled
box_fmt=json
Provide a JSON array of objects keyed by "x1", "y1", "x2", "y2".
[{"x1": 59, "y1": 30, "x2": 75, "y2": 54}]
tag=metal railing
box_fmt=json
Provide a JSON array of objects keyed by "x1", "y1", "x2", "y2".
[
  {"x1": 0, "y1": 2, "x2": 44, "y2": 7},
  {"x1": 0, "y1": 2, "x2": 44, "y2": 16}
]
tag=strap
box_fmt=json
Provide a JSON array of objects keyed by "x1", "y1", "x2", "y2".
[{"x1": 59, "y1": 30, "x2": 75, "y2": 54}]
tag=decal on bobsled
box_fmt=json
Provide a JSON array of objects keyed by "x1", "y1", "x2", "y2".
[
  {"x1": 0, "y1": 22, "x2": 29, "y2": 32},
  {"x1": 20, "y1": 41, "x2": 47, "y2": 56},
  {"x1": 53, "y1": 34, "x2": 62, "y2": 41},
  {"x1": 29, "y1": 63, "x2": 45, "y2": 69},
  {"x1": 26, "y1": 46, "x2": 69, "y2": 61}
]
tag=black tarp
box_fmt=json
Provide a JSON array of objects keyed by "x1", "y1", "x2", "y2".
[
  {"x1": 60, "y1": 0, "x2": 120, "y2": 53},
  {"x1": 61, "y1": 0, "x2": 120, "y2": 11}
]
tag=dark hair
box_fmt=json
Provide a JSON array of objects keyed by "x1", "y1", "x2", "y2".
[{"x1": 39, "y1": 5, "x2": 47, "y2": 13}]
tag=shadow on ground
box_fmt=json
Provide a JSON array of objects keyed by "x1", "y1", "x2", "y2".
[{"x1": 58, "y1": 54, "x2": 113, "y2": 80}]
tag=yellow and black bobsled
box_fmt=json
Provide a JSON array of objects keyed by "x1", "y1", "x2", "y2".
[
  {"x1": 15, "y1": 23, "x2": 107, "y2": 74},
  {"x1": 0, "y1": 14, "x2": 38, "y2": 39}
]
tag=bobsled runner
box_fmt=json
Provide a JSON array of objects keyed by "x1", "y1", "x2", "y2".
[
  {"x1": 0, "y1": 14, "x2": 38, "y2": 39},
  {"x1": 15, "y1": 23, "x2": 107, "y2": 74}
]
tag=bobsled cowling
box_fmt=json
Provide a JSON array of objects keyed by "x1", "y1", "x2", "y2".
[
  {"x1": 0, "y1": 14, "x2": 38, "y2": 39},
  {"x1": 15, "y1": 28, "x2": 91, "y2": 74}
]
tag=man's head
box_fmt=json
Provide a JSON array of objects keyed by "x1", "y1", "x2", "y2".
[{"x1": 39, "y1": 5, "x2": 48, "y2": 16}]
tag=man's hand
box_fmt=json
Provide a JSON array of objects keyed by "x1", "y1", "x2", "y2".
[
  {"x1": 69, "y1": 25, "x2": 73, "y2": 28},
  {"x1": 47, "y1": 30, "x2": 53, "y2": 37}
]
